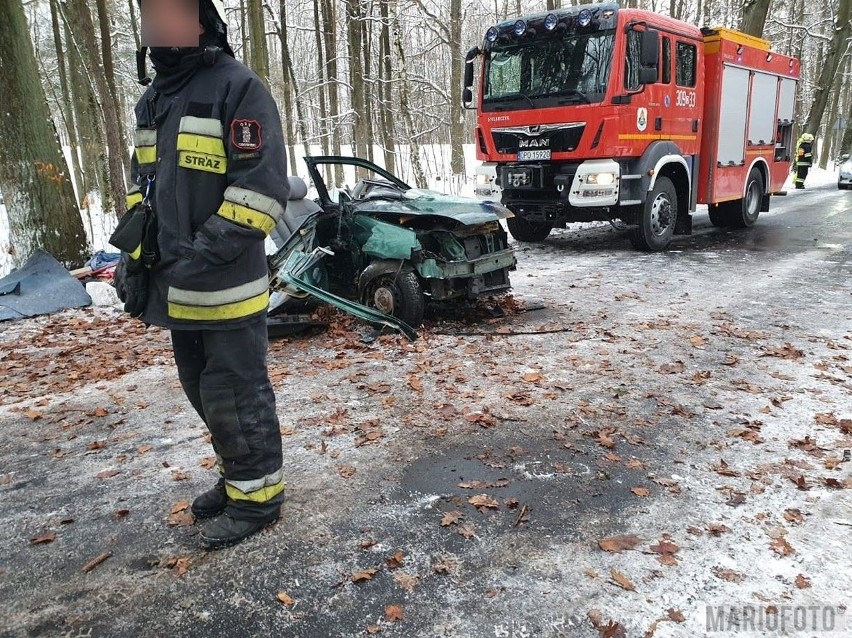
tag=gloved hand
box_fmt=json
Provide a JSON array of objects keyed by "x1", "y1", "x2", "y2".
[{"x1": 114, "y1": 252, "x2": 149, "y2": 318}]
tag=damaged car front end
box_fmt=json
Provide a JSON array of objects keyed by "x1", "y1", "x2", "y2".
[{"x1": 267, "y1": 156, "x2": 517, "y2": 337}]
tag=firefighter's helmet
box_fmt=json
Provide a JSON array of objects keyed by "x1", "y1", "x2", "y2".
[{"x1": 801, "y1": 133, "x2": 815, "y2": 143}]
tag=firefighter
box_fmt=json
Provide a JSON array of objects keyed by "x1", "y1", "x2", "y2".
[
  {"x1": 112, "y1": 0, "x2": 290, "y2": 548},
  {"x1": 794, "y1": 132, "x2": 815, "y2": 189}
]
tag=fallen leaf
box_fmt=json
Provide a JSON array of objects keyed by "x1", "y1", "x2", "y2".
[
  {"x1": 598, "y1": 534, "x2": 641, "y2": 553},
  {"x1": 93, "y1": 407, "x2": 109, "y2": 417},
  {"x1": 171, "y1": 470, "x2": 189, "y2": 481},
  {"x1": 170, "y1": 500, "x2": 190, "y2": 514},
  {"x1": 440, "y1": 511, "x2": 463, "y2": 527},
  {"x1": 713, "y1": 567, "x2": 744, "y2": 582},
  {"x1": 351, "y1": 568, "x2": 379, "y2": 583},
  {"x1": 610, "y1": 568, "x2": 635, "y2": 591},
  {"x1": 707, "y1": 524, "x2": 731, "y2": 536},
  {"x1": 96, "y1": 469, "x2": 120, "y2": 479},
  {"x1": 784, "y1": 509, "x2": 804, "y2": 524},
  {"x1": 111, "y1": 509, "x2": 130, "y2": 520},
  {"x1": 385, "y1": 605, "x2": 404, "y2": 622},
  {"x1": 276, "y1": 591, "x2": 295, "y2": 605},
  {"x1": 457, "y1": 524, "x2": 476, "y2": 539},
  {"x1": 30, "y1": 531, "x2": 56, "y2": 545},
  {"x1": 385, "y1": 550, "x2": 404, "y2": 571},
  {"x1": 689, "y1": 335, "x2": 706, "y2": 348},
  {"x1": 393, "y1": 571, "x2": 417, "y2": 592},
  {"x1": 468, "y1": 494, "x2": 500, "y2": 511},
  {"x1": 770, "y1": 537, "x2": 795, "y2": 557},
  {"x1": 795, "y1": 574, "x2": 811, "y2": 589},
  {"x1": 24, "y1": 408, "x2": 43, "y2": 421},
  {"x1": 631, "y1": 487, "x2": 650, "y2": 497},
  {"x1": 522, "y1": 372, "x2": 543, "y2": 383},
  {"x1": 338, "y1": 464, "x2": 357, "y2": 479},
  {"x1": 199, "y1": 456, "x2": 217, "y2": 469},
  {"x1": 137, "y1": 445, "x2": 153, "y2": 455},
  {"x1": 667, "y1": 609, "x2": 685, "y2": 622}
]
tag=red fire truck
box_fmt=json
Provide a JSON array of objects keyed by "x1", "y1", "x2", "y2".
[{"x1": 463, "y1": 2, "x2": 801, "y2": 250}]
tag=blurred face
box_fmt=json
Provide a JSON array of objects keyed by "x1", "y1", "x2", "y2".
[{"x1": 141, "y1": 0, "x2": 202, "y2": 47}]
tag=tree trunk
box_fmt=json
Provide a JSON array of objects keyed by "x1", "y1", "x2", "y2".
[
  {"x1": 448, "y1": 0, "x2": 465, "y2": 176},
  {"x1": 345, "y1": 0, "x2": 369, "y2": 164},
  {"x1": 0, "y1": 0, "x2": 88, "y2": 268},
  {"x1": 377, "y1": 0, "x2": 396, "y2": 173},
  {"x1": 321, "y1": 0, "x2": 344, "y2": 183},
  {"x1": 49, "y1": 0, "x2": 79, "y2": 190},
  {"x1": 247, "y1": 0, "x2": 270, "y2": 87},
  {"x1": 60, "y1": 0, "x2": 126, "y2": 217},
  {"x1": 803, "y1": 0, "x2": 852, "y2": 137},
  {"x1": 94, "y1": 0, "x2": 125, "y2": 150},
  {"x1": 391, "y1": 1, "x2": 427, "y2": 188},
  {"x1": 275, "y1": 0, "x2": 310, "y2": 174},
  {"x1": 739, "y1": 0, "x2": 772, "y2": 37}
]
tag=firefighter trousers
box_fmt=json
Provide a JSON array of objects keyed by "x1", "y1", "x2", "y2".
[
  {"x1": 795, "y1": 164, "x2": 810, "y2": 188},
  {"x1": 170, "y1": 318, "x2": 284, "y2": 522}
]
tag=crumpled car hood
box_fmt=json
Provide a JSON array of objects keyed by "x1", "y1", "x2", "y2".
[{"x1": 352, "y1": 189, "x2": 513, "y2": 226}]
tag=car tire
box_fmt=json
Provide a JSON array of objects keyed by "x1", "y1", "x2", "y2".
[
  {"x1": 506, "y1": 216, "x2": 552, "y2": 243},
  {"x1": 628, "y1": 176, "x2": 677, "y2": 251},
  {"x1": 366, "y1": 270, "x2": 425, "y2": 327},
  {"x1": 729, "y1": 169, "x2": 764, "y2": 228}
]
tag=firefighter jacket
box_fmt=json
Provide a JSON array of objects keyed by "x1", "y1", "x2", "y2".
[
  {"x1": 795, "y1": 135, "x2": 814, "y2": 168},
  {"x1": 123, "y1": 47, "x2": 289, "y2": 330}
]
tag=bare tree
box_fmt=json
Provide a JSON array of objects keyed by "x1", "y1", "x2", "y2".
[{"x1": 0, "y1": 0, "x2": 88, "y2": 268}]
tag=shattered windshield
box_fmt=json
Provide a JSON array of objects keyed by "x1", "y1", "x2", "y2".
[{"x1": 483, "y1": 29, "x2": 615, "y2": 110}]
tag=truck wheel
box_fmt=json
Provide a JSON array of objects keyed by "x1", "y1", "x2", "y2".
[
  {"x1": 366, "y1": 271, "x2": 425, "y2": 327},
  {"x1": 507, "y1": 216, "x2": 552, "y2": 243},
  {"x1": 708, "y1": 205, "x2": 731, "y2": 227},
  {"x1": 628, "y1": 176, "x2": 677, "y2": 251},
  {"x1": 730, "y1": 169, "x2": 764, "y2": 228}
]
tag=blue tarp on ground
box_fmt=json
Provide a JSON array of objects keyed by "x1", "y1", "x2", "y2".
[{"x1": 0, "y1": 249, "x2": 92, "y2": 322}]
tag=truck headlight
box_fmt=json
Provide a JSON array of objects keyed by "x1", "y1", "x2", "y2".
[{"x1": 585, "y1": 172, "x2": 617, "y2": 186}]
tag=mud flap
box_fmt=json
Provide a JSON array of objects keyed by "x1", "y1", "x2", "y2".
[{"x1": 280, "y1": 251, "x2": 418, "y2": 341}]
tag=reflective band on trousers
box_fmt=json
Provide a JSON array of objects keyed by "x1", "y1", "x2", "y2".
[
  {"x1": 216, "y1": 186, "x2": 284, "y2": 236},
  {"x1": 225, "y1": 468, "x2": 285, "y2": 503},
  {"x1": 134, "y1": 129, "x2": 157, "y2": 166},
  {"x1": 167, "y1": 275, "x2": 270, "y2": 321}
]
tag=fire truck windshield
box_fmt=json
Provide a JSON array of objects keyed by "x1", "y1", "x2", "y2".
[{"x1": 482, "y1": 28, "x2": 615, "y2": 111}]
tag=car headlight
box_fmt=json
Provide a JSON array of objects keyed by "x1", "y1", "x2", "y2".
[{"x1": 585, "y1": 172, "x2": 617, "y2": 186}]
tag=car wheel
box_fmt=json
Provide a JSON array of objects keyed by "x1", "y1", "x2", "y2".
[
  {"x1": 366, "y1": 271, "x2": 425, "y2": 327},
  {"x1": 729, "y1": 169, "x2": 764, "y2": 228},
  {"x1": 628, "y1": 176, "x2": 677, "y2": 251},
  {"x1": 506, "y1": 216, "x2": 552, "y2": 243}
]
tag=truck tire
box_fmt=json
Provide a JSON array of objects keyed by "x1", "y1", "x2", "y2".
[
  {"x1": 366, "y1": 270, "x2": 425, "y2": 327},
  {"x1": 729, "y1": 169, "x2": 764, "y2": 228},
  {"x1": 628, "y1": 176, "x2": 677, "y2": 251},
  {"x1": 708, "y1": 205, "x2": 731, "y2": 227},
  {"x1": 507, "y1": 216, "x2": 552, "y2": 243}
]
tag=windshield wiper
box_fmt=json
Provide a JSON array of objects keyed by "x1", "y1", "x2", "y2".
[
  {"x1": 488, "y1": 93, "x2": 537, "y2": 110},
  {"x1": 554, "y1": 89, "x2": 591, "y2": 105}
]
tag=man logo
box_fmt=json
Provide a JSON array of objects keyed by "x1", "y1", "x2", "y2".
[{"x1": 518, "y1": 138, "x2": 550, "y2": 149}]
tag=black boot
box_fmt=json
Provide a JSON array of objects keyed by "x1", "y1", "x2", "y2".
[
  {"x1": 198, "y1": 508, "x2": 280, "y2": 549},
  {"x1": 191, "y1": 477, "x2": 227, "y2": 519}
]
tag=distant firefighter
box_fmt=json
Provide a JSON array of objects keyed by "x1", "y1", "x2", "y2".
[{"x1": 793, "y1": 133, "x2": 815, "y2": 189}]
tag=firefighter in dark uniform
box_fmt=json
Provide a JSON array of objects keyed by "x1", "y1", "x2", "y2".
[
  {"x1": 794, "y1": 132, "x2": 815, "y2": 189},
  {"x1": 112, "y1": 0, "x2": 289, "y2": 548}
]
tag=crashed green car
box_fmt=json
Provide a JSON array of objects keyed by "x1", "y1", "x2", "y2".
[{"x1": 267, "y1": 156, "x2": 517, "y2": 334}]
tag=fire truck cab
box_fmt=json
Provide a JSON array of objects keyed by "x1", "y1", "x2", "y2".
[{"x1": 463, "y1": 3, "x2": 801, "y2": 250}]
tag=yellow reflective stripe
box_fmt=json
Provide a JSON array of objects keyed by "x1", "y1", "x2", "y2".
[
  {"x1": 135, "y1": 146, "x2": 157, "y2": 165},
  {"x1": 168, "y1": 289, "x2": 269, "y2": 321},
  {"x1": 217, "y1": 202, "x2": 277, "y2": 234},
  {"x1": 225, "y1": 470, "x2": 285, "y2": 503},
  {"x1": 179, "y1": 116, "x2": 222, "y2": 138},
  {"x1": 178, "y1": 151, "x2": 227, "y2": 174},
  {"x1": 126, "y1": 191, "x2": 143, "y2": 208},
  {"x1": 216, "y1": 186, "x2": 285, "y2": 236},
  {"x1": 168, "y1": 275, "x2": 269, "y2": 306},
  {"x1": 177, "y1": 133, "x2": 226, "y2": 157},
  {"x1": 129, "y1": 244, "x2": 142, "y2": 260}
]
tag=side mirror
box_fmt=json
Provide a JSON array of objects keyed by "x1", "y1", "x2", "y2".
[
  {"x1": 640, "y1": 29, "x2": 660, "y2": 67},
  {"x1": 463, "y1": 47, "x2": 481, "y2": 109}
]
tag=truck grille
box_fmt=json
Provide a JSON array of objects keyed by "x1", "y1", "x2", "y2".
[{"x1": 493, "y1": 125, "x2": 586, "y2": 155}]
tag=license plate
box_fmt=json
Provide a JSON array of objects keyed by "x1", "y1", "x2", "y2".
[{"x1": 518, "y1": 149, "x2": 551, "y2": 162}]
